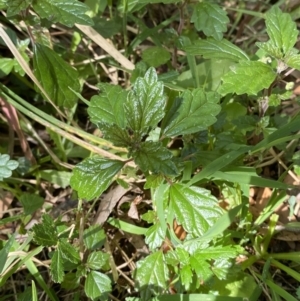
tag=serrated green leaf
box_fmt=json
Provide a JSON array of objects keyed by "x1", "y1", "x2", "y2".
[
  {"x1": 190, "y1": 256, "x2": 213, "y2": 282},
  {"x1": 212, "y1": 258, "x2": 233, "y2": 280},
  {"x1": 268, "y1": 94, "x2": 281, "y2": 107},
  {"x1": 33, "y1": 43, "x2": 81, "y2": 108},
  {"x1": 32, "y1": 214, "x2": 58, "y2": 246},
  {"x1": 85, "y1": 271, "x2": 111, "y2": 300},
  {"x1": 87, "y1": 252, "x2": 109, "y2": 270},
  {"x1": 125, "y1": 67, "x2": 166, "y2": 137},
  {"x1": 176, "y1": 247, "x2": 190, "y2": 265},
  {"x1": 19, "y1": 193, "x2": 44, "y2": 215},
  {"x1": 193, "y1": 245, "x2": 242, "y2": 261},
  {"x1": 0, "y1": 154, "x2": 19, "y2": 181},
  {"x1": 70, "y1": 157, "x2": 124, "y2": 201},
  {"x1": 88, "y1": 84, "x2": 127, "y2": 128},
  {"x1": 6, "y1": 0, "x2": 31, "y2": 17},
  {"x1": 219, "y1": 61, "x2": 276, "y2": 96},
  {"x1": 32, "y1": 0, "x2": 93, "y2": 27},
  {"x1": 132, "y1": 141, "x2": 178, "y2": 175},
  {"x1": 180, "y1": 265, "x2": 193, "y2": 290},
  {"x1": 145, "y1": 222, "x2": 166, "y2": 250},
  {"x1": 191, "y1": 2, "x2": 229, "y2": 40},
  {"x1": 184, "y1": 38, "x2": 249, "y2": 61},
  {"x1": 50, "y1": 250, "x2": 64, "y2": 283},
  {"x1": 162, "y1": 89, "x2": 220, "y2": 137},
  {"x1": 285, "y1": 54, "x2": 300, "y2": 70},
  {"x1": 83, "y1": 225, "x2": 106, "y2": 250},
  {"x1": 264, "y1": 6, "x2": 298, "y2": 57},
  {"x1": 141, "y1": 46, "x2": 171, "y2": 67},
  {"x1": 144, "y1": 174, "x2": 164, "y2": 189},
  {"x1": 169, "y1": 184, "x2": 223, "y2": 237},
  {"x1": 58, "y1": 239, "x2": 80, "y2": 264},
  {"x1": 99, "y1": 124, "x2": 132, "y2": 147},
  {"x1": 135, "y1": 251, "x2": 169, "y2": 300}
]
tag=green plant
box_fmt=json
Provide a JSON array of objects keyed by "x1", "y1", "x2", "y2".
[{"x1": 1, "y1": 0, "x2": 300, "y2": 300}]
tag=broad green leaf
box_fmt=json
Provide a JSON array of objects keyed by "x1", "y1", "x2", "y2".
[
  {"x1": 50, "y1": 250, "x2": 64, "y2": 283},
  {"x1": 145, "y1": 222, "x2": 166, "y2": 250},
  {"x1": 144, "y1": 174, "x2": 164, "y2": 189},
  {"x1": 169, "y1": 184, "x2": 223, "y2": 237},
  {"x1": 193, "y1": 245, "x2": 242, "y2": 261},
  {"x1": 0, "y1": 154, "x2": 19, "y2": 181},
  {"x1": 285, "y1": 54, "x2": 300, "y2": 70},
  {"x1": 32, "y1": 0, "x2": 93, "y2": 27},
  {"x1": 0, "y1": 58, "x2": 14, "y2": 77},
  {"x1": 39, "y1": 170, "x2": 72, "y2": 188},
  {"x1": 141, "y1": 46, "x2": 171, "y2": 67},
  {"x1": 125, "y1": 67, "x2": 166, "y2": 137},
  {"x1": 70, "y1": 157, "x2": 124, "y2": 201},
  {"x1": 191, "y1": 2, "x2": 229, "y2": 40},
  {"x1": 184, "y1": 38, "x2": 249, "y2": 61},
  {"x1": 189, "y1": 258, "x2": 213, "y2": 282},
  {"x1": 212, "y1": 258, "x2": 233, "y2": 280},
  {"x1": 135, "y1": 251, "x2": 169, "y2": 300},
  {"x1": 219, "y1": 61, "x2": 276, "y2": 96},
  {"x1": 98, "y1": 124, "x2": 132, "y2": 147},
  {"x1": 58, "y1": 239, "x2": 80, "y2": 264},
  {"x1": 33, "y1": 44, "x2": 81, "y2": 108},
  {"x1": 88, "y1": 84, "x2": 127, "y2": 128},
  {"x1": 85, "y1": 271, "x2": 111, "y2": 300},
  {"x1": 83, "y1": 225, "x2": 106, "y2": 250},
  {"x1": 162, "y1": 89, "x2": 220, "y2": 136},
  {"x1": 32, "y1": 214, "x2": 58, "y2": 246},
  {"x1": 263, "y1": 6, "x2": 298, "y2": 57},
  {"x1": 180, "y1": 265, "x2": 193, "y2": 290},
  {"x1": 132, "y1": 141, "x2": 178, "y2": 175},
  {"x1": 6, "y1": 0, "x2": 31, "y2": 17},
  {"x1": 19, "y1": 194, "x2": 44, "y2": 215},
  {"x1": 87, "y1": 252, "x2": 109, "y2": 270}
]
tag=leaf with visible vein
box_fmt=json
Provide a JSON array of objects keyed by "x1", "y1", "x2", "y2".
[
  {"x1": 88, "y1": 84, "x2": 127, "y2": 128},
  {"x1": 184, "y1": 38, "x2": 249, "y2": 61},
  {"x1": 135, "y1": 251, "x2": 169, "y2": 300},
  {"x1": 84, "y1": 271, "x2": 111, "y2": 300},
  {"x1": 169, "y1": 184, "x2": 223, "y2": 237},
  {"x1": 125, "y1": 67, "x2": 166, "y2": 137},
  {"x1": 32, "y1": 214, "x2": 58, "y2": 246},
  {"x1": 32, "y1": 0, "x2": 93, "y2": 27},
  {"x1": 162, "y1": 89, "x2": 220, "y2": 137},
  {"x1": 191, "y1": 2, "x2": 229, "y2": 40},
  {"x1": 132, "y1": 141, "x2": 178, "y2": 176},
  {"x1": 50, "y1": 250, "x2": 64, "y2": 283},
  {"x1": 33, "y1": 44, "x2": 80, "y2": 108},
  {"x1": 285, "y1": 54, "x2": 300, "y2": 70},
  {"x1": 70, "y1": 157, "x2": 125, "y2": 200},
  {"x1": 6, "y1": 0, "x2": 30, "y2": 17},
  {"x1": 219, "y1": 61, "x2": 276, "y2": 96}
]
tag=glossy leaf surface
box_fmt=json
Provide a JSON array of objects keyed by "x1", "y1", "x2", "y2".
[
  {"x1": 50, "y1": 250, "x2": 64, "y2": 283},
  {"x1": 33, "y1": 0, "x2": 93, "y2": 27},
  {"x1": 70, "y1": 157, "x2": 125, "y2": 200},
  {"x1": 162, "y1": 89, "x2": 221, "y2": 136},
  {"x1": 85, "y1": 271, "x2": 111, "y2": 300},
  {"x1": 169, "y1": 184, "x2": 223, "y2": 237}
]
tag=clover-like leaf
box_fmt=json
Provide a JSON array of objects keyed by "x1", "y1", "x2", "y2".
[
  {"x1": 84, "y1": 271, "x2": 111, "y2": 300},
  {"x1": 33, "y1": 43, "x2": 81, "y2": 108},
  {"x1": 32, "y1": 214, "x2": 58, "y2": 246},
  {"x1": 135, "y1": 251, "x2": 169, "y2": 300},
  {"x1": 184, "y1": 38, "x2": 249, "y2": 61},
  {"x1": 125, "y1": 67, "x2": 166, "y2": 138},
  {"x1": 191, "y1": 2, "x2": 229, "y2": 40},
  {"x1": 169, "y1": 184, "x2": 223, "y2": 237},
  {"x1": 32, "y1": 0, "x2": 93, "y2": 27},
  {"x1": 132, "y1": 141, "x2": 178, "y2": 176},
  {"x1": 0, "y1": 154, "x2": 19, "y2": 181},
  {"x1": 70, "y1": 157, "x2": 125, "y2": 201},
  {"x1": 162, "y1": 89, "x2": 221, "y2": 137},
  {"x1": 219, "y1": 61, "x2": 277, "y2": 96}
]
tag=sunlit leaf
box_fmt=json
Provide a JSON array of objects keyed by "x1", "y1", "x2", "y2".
[
  {"x1": 169, "y1": 184, "x2": 223, "y2": 237},
  {"x1": 70, "y1": 157, "x2": 125, "y2": 200},
  {"x1": 50, "y1": 250, "x2": 64, "y2": 283},
  {"x1": 219, "y1": 61, "x2": 276, "y2": 95},
  {"x1": 87, "y1": 252, "x2": 110, "y2": 270},
  {"x1": 84, "y1": 271, "x2": 111, "y2": 300}
]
